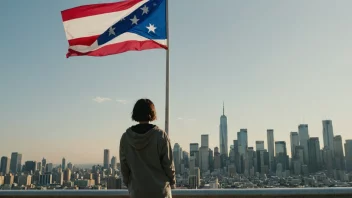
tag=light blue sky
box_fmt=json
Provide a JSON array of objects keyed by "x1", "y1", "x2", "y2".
[{"x1": 1, "y1": 0, "x2": 352, "y2": 164}]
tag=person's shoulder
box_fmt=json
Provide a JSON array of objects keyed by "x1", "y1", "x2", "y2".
[
  {"x1": 120, "y1": 127, "x2": 131, "y2": 141},
  {"x1": 153, "y1": 126, "x2": 169, "y2": 140}
]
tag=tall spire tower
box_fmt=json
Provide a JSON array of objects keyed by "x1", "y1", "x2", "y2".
[{"x1": 219, "y1": 103, "x2": 228, "y2": 157}]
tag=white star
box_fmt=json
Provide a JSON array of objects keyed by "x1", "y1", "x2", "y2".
[
  {"x1": 153, "y1": 3, "x2": 157, "y2": 6},
  {"x1": 130, "y1": 15, "x2": 139, "y2": 25},
  {"x1": 146, "y1": 24, "x2": 157, "y2": 33},
  {"x1": 141, "y1": 5, "x2": 149, "y2": 15},
  {"x1": 108, "y1": 26, "x2": 116, "y2": 36}
]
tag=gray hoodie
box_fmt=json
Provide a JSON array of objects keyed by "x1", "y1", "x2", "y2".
[{"x1": 119, "y1": 125, "x2": 175, "y2": 198}]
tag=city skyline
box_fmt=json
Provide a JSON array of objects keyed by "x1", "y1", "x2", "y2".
[
  {"x1": 1, "y1": 116, "x2": 351, "y2": 164},
  {"x1": 2, "y1": 0, "x2": 352, "y2": 163}
]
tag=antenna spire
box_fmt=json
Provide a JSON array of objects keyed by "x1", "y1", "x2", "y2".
[{"x1": 223, "y1": 102, "x2": 225, "y2": 115}]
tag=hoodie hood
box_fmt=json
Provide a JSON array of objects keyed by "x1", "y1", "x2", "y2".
[{"x1": 125, "y1": 125, "x2": 159, "y2": 150}]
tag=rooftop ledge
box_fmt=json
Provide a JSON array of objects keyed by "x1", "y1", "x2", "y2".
[{"x1": 1, "y1": 188, "x2": 352, "y2": 198}]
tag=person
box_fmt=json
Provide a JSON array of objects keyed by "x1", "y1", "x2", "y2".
[{"x1": 119, "y1": 98, "x2": 176, "y2": 198}]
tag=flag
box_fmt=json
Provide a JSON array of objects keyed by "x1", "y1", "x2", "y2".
[{"x1": 61, "y1": 0, "x2": 167, "y2": 58}]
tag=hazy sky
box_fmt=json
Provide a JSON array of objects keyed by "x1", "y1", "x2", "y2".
[{"x1": 1, "y1": 0, "x2": 352, "y2": 164}]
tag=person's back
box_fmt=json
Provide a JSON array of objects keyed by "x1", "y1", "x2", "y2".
[{"x1": 119, "y1": 99, "x2": 176, "y2": 198}]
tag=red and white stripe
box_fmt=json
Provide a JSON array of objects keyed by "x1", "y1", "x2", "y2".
[{"x1": 61, "y1": 0, "x2": 167, "y2": 58}]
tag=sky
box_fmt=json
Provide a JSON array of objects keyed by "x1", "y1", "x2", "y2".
[{"x1": 1, "y1": 0, "x2": 352, "y2": 164}]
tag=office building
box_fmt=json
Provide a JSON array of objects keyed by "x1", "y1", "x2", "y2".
[
  {"x1": 345, "y1": 140, "x2": 352, "y2": 172},
  {"x1": 208, "y1": 148, "x2": 214, "y2": 172},
  {"x1": 199, "y1": 147, "x2": 209, "y2": 172},
  {"x1": 294, "y1": 146, "x2": 305, "y2": 165},
  {"x1": 107, "y1": 176, "x2": 122, "y2": 189},
  {"x1": 64, "y1": 168, "x2": 71, "y2": 181},
  {"x1": 39, "y1": 174, "x2": 53, "y2": 185},
  {"x1": 41, "y1": 158, "x2": 46, "y2": 172},
  {"x1": 190, "y1": 143, "x2": 199, "y2": 167},
  {"x1": 322, "y1": 147, "x2": 333, "y2": 174},
  {"x1": 173, "y1": 143, "x2": 182, "y2": 175},
  {"x1": 275, "y1": 141, "x2": 289, "y2": 170},
  {"x1": 111, "y1": 156, "x2": 117, "y2": 169},
  {"x1": 0, "y1": 156, "x2": 10, "y2": 175},
  {"x1": 10, "y1": 152, "x2": 22, "y2": 173},
  {"x1": 24, "y1": 161, "x2": 37, "y2": 173},
  {"x1": 67, "y1": 162, "x2": 73, "y2": 170},
  {"x1": 256, "y1": 141, "x2": 265, "y2": 151},
  {"x1": 267, "y1": 129, "x2": 275, "y2": 170},
  {"x1": 308, "y1": 137, "x2": 322, "y2": 172},
  {"x1": 201, "y1": 134, "x2": 209, "y2": 148},
  {"x1": 238, "y1": 129, "x2": 248, "y2": 156},
  {"x1": 322, "y1": 120, "x2": 334, "y2": 153},
  {"x1": 189, "y1": 156, "x2": 196, "y2": 175},
  {"x1": 200, "y1": 134, "x2": 210, "y2": 172},
  {"x1": 53, "y1": 172, "x2": 64, "y2": 185},
  {"x1": 37, "y1": 162, "x2": 42, "y2": 172},
  {"x1": 298, "y1": 124, "x2": 309, "y2": 164},
  {"x1": 18, "y1": 175, "x2": 32, "y2": 186},
  {"x1": 290, "y1": 132, "x2": 299, "y2": 158},
  {"x1": 256, "y1": 149, "x2": 269, "y2": 174},
  {"x1": 46, "y1": 163, "x2": 53, "y2": 173},
  {"x1": 62, "y1": 158, "x2": 66, "y2": 170},
  {"x1": 104, "y1": 149, "x2": 110, "y2": 169},
  {"x1": 189, "y1": 175, "x2": 198, "y2": 189},
  {"x1": 182, "y1": 151, "x2": 189, "y2": 168},
  {"x1": 213, "y1": 147, "x2": 221, "y2": 170},
  {"x1": 4, "y1": 173, "x2": 14, "y2": 185},
  {"x1": 333, "y1": 135, "x2": 345, "y2": 170},
  {"x1": 219, "y1": 103, "x2": 228, "y2": 157}
]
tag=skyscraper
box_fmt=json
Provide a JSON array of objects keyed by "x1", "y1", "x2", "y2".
[
  {"x1": 290, "y1": 132, "x2": 299, "y2": 158},
  {"x1": 37, "y1": 162, "x2": 42, "y2": 172},
  {"x1": 238, "y1": 129, "x2": 248, "y2": 156},
  {"x1": 42, "y1": 158, "x2": 47, "y2": 171},
  {"x1": 200, "y1": 134, "x2": 209, "y2": 172},
  {"x1": 46, "y1": 163, "x2": 53, "y2": 173},
  {"x1": 298, "y1": 124, "x2": 309, "y2": 164},
  {"x1": 67, "y1": 162, "x2": 73, "y2": 170},
  {"x1": 256, "y1": 149, "x2": 269, "y2": 174},
  {"x1": 173, "y1": 143, "x2": 182, "y2": 175},
  {"x1": 201, "y1": 135, "x2": 209, "y2": 148},
  {"x1": 10, "y1": 152, "x2": 22, "y2": 173},
  {"x1": 322, "y1": 120, "x2": 334, "y2": 152},
  {"x1": 199, "y1": 147, "x2": 209, "y2": 172},
  {"x1": 333, "y1": 135, "x2": 345, "y2": 170},
  {"x1": 213, "y1": 147, "x2": 221, "y2": 170},
  {"x1": 219, "y1": 103, "x2": 228, "y2": 157},
  {"x1": 294, "y1": 146, "x2": 305, "y2": 164},
  {"x1": 308, "y1": 137, "x2": 321, "y2": 172},
  {"x1": 190, "y1": 143, "x2": 199, "y2": 167},
  {"x1": 267, "y1": 129, "x2": 275, "y2": 171},
  {"x1": 24, "y1": 161, "x2": 36, "y2": 173},
  {"x1": 0, "y1": 156, "x2": 10, "y2": 175},
  {"x1": 275, "y1": 141, "x2": 289, "y2": 170},
  {"x1": 104, "y1": 149, "x2": 110, "y2": 169},
  {"x1": 255, "y1": 141, "x2": 265, "y2": 151},
  {"x1": 344, "y1": 140, "x2": 352, "y2": 172},
  {"x1": 111, "y1": 156, "x2": 117, "y2": 169},
  {"x1": 182, "y1": 151, "x2": 189, "y2": 168},
  {"x1": 62, "y1": 158, "x2": 66, "y2": 170}
]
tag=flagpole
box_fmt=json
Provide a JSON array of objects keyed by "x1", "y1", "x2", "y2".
[{"x1": 165, "y1": 0, "x2": 170, "y2": 135}]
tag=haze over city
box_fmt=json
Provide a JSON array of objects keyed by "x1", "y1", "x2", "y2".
[{"x1": 1, "y1": 0, "x2": 352, "y2": 165}]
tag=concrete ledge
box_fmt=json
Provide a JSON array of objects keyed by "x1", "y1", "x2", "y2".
[{"x1": 1, "y1": 188, "x2": 352, "y2": 198}]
